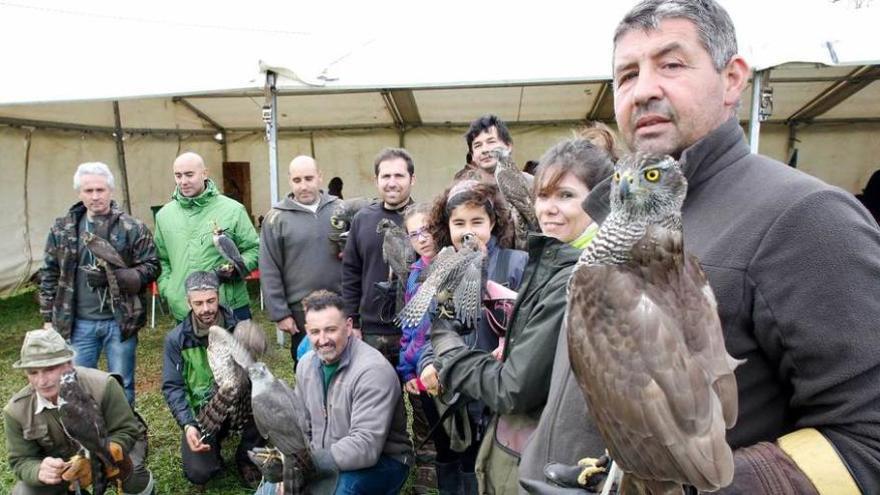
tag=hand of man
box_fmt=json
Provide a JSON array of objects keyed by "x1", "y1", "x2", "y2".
[
  {"x1": 43, "y1": 322, "x2": 55, "y2": 331},
  {"x1": 276, "y1": 316, "x2": 298, "y2": 335},
  {"x1": 214, "y1": 264, "x2": 240, "y2": 284},
  {"x1": 404, "y1": 378, "x2": 421, "y2": 395},
  {"x1": 420, "y1": 365, "x2": 441, "y2": 396},
  {"x1": 38, "y1": 456, "x2": 69, "y2": 485},
  {"x1": 84, "y1": 266, "x2": 108, "y2": 288},
  {"x1": 185, "y1": 425, "x2": 211, "y2": 453}
]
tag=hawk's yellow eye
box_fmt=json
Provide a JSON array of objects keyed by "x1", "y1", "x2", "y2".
[
  {"x1": 613, "y1": 171, "x2": 621, "y2": 182},
  {"x1": 644, "y1": 169, "x2": 661, "y2": 182}
]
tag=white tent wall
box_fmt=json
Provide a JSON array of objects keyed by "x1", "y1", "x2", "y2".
[{"x1": 0, "y1": 127, "x2": 32, "y2": 294}]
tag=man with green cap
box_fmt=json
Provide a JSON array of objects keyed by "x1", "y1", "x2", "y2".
[
  {"x1": 3, "y1": 328, "x2": 153, "y2": 495},
  {"x1": 154, "y1": 151, "x2": 259, "y2": 322}
]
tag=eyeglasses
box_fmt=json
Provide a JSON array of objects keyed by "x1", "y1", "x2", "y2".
[{"x1": 407, "y1": 226, "x2": 431, "y2": 240}]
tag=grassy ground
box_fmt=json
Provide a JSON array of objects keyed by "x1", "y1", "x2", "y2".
[{"x1": 0, "y1": 286, "x2": 313, "y2": 495}]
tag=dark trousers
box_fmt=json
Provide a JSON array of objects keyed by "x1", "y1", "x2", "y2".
[
  {"x1": 334, "y1": 455, "x2": 410, "y2": 495},
  {"x1": 362, "y1": 333, "x2": 402, "y2": 369},
  {"x1": 181, "y1": 417, "x2": 265, "y2": 485}
]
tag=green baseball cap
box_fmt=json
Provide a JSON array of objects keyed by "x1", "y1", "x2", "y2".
[{"x1": 12, "y1": 329, "x2": 75, "y2": 369}]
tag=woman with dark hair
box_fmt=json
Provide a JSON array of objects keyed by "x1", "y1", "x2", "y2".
[
  {"x1": 426, "y1": 128, "x2": 617, "y2": 494},
  {"x1": 417, "y1": 180, "x2": 528, "y2": 494}
]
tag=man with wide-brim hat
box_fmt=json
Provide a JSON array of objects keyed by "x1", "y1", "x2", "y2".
[{"x1": 3, "y1": 329, "x2": 154, "y2": 494}]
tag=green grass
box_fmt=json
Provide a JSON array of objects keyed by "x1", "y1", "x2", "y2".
[{"x1": 0, "y1": 285, "x2": 423, "y2": 494}]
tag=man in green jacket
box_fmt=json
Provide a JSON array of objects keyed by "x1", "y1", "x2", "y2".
[
  {"x1": 154, "y1": 152, "x2": 260, "y2": 322},
  {"x1": 3, "y1": 329, "x2": 153, "y2": 495}
]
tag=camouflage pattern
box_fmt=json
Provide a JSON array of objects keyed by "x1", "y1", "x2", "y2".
[{"x1": 39, "y1": 201, "x2": 160, "y2": 340}]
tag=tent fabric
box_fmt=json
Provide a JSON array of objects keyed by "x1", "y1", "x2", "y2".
[{"x1": 2, "y1": 0, "x2": 880, "y2": 295}]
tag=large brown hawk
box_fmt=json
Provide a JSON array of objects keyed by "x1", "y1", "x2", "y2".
[{"x1": 566, "y1": 153, "x2": 742, "y2": 494}]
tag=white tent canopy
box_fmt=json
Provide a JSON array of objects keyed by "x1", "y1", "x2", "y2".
[{"x1": 0, "y1": 0, "x2": 878, "y2": 295}]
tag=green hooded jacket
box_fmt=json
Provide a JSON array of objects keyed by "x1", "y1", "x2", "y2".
[{"x1": 154, "y1": 179, "x2": 259, "y2": 320}]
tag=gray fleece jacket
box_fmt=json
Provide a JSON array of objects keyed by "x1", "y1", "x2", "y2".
[
  {"x1": 259, "y1": 192, "x2": 342, "y2": 321},
  {"x1": 295, "y1": 336, "x2": 412, "y2": 472},
  {"x1": 520, "y1": 118, "x2": 880, "y2": 493}
]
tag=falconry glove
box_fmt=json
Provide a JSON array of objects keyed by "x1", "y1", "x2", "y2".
[
  {"x1": 84, "y1": 266, "x2": 109, "y2": 288},
  {"x1": 247, "y1": 447, "x2": 284, "y2": 483},
  {"x1": 106, "y1": 440, "x2": 133, "y2": 483},
  {"x1": 62, "y1": 454, "x2": 93, "y2": 489},
  {"x1": 114, "y1": 268, "x2": 142, "y2": 295},
  {"x1": 214, "y1": 264, "x2": 241, "y2": 284}
]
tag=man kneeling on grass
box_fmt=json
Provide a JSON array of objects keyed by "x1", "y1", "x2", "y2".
[
  {"x1": 254, "y1": 290, "x2": 412, "y2": 495},
  {"x1": 4, "y1": 329, "x2": 153, "y2": 495},
  {"x1": 161, "y1": 270, "x2": 265, "y2": 489}
]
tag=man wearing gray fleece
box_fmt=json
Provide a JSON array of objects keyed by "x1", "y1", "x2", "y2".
[{"x1": 260, "y1": 155, "x2": 342, "y2": 365}]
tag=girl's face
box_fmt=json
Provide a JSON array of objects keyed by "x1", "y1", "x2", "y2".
[
  {"x1": 448, "y1": 202, "x2": 494, "y2": 251},
  {"x1": 405, "y1": 213, "x2": 436, "y2": 258},
  {"x1": 535, "y1": 169, "x2": 592, "y2": 243}
]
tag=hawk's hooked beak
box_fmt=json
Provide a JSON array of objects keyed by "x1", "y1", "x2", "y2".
[{"x1": 618, "y1": 173, "x2": 634, "y2": 202}]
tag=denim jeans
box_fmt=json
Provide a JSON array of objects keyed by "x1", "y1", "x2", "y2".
[
  {"x1": 253, "y1": 455, "x2": 409, "y2": 495},
  {"x1": 70, "y1": 318, "x2": 137, "y2": 405}
]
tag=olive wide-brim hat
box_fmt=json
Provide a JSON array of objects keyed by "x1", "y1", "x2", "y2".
[{"x1": 12, "y1": 328, "x2": 76, "y2": 369}]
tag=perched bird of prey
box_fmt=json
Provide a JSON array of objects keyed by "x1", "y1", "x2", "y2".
[
  {"x1": 398, "y1": 233, "x2": 485, "y2": 329},
  {"x1": 81, "y1": 231, "x2": 127, "y2": 309},
  {"x1": 566, "y1": 153, "x2": 741, "y2": 494},
  {"x1": 212, "y1": 220, "x2": 249, "y2": 279},
  {"x1": 491, "y1": 148, "x2": 539, "y2": 249},
  {"x1": 328, "y1": 197, "x2": 372, "y2": 256},
  {"x1": 377, "y1": 218, "x2": 413, "y2": 283},
  {"x1": 59, "y1": 369, "x2": 115, "y2": 495},
  {"x1": 196, "y1": 321, "x2": 267, "y2": 439},
  {"x1": 248, "y1": 362, "x2": 313, "y2": 494}
]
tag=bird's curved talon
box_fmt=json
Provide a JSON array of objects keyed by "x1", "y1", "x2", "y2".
[{"x1": 576, "y1": 457, "x2": 608, "y2": 486}]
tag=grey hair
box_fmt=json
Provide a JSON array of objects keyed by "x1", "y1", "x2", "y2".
[
  {"x1": 73, "y1": 162, "x2": 115, "y2": 191},
  {"x1": 614, "y1": 0, "x2": 738, "y2": 72}
]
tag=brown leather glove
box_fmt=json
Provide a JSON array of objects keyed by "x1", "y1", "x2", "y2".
[
  {"x1": 62, "y1": 454, "x2": 93, "y2": 489},
  {"x1": 712, "y1": 442, "x2": 818, "y2": 495},
  {"x1": 105, "y1": 441, "x2": 133, "y2": 482},
  {"x1": 113, "y1": 268, "x2": 142, "y2": 295}
]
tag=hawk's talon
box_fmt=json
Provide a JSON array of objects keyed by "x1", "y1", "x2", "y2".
[{"x1": 576, "y1": 456, "x2": 608, "y2": 486}]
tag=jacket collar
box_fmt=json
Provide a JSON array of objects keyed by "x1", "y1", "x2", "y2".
[
  {"x1": 525, "y1": 233, "x2": 581, "y2": 267},
  {"x1": 276, "y1": 191, "x2": 337, "y2": 213},
  {"x1": 67, "y1": 200, "x2": 124, "y2": 222},
  {"x1": 173, "y1": 179, "x2": 219, "y2": 209},
  {"x1": 678, "y1": 116, "x2": 750, "y2": 192}
]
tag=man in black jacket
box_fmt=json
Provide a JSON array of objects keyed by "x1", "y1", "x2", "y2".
[
  {"x1": 341, "y1": 148, "x2": 415, "y2": 367},
  {"x1": 522, "y1": 1, "x2": 880, "y2": 494}
]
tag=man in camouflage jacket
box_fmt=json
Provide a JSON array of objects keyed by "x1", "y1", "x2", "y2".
[{"x1": 39, "y1": 162, "x2": 159, "y2": 405}]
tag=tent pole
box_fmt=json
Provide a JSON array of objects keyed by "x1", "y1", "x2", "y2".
[
  {"x1": 264, "y1": 72, "x2": 280, "y2": 207},
  {"x1": 264, "y1": 71, "x2": 284, "y2": 348},
  {"x1": 112, "y1": 101, "x2": 133, "y2": 214},
  {"x1": 748, "y1": 70, "x2": 769, "y2": 154}
]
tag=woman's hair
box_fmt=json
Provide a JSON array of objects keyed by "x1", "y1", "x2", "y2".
[
  {"x1": 428, "y1": 180, "x2": 514, "y2": 249},
  {"x1": 533, "y1": 122, "x2": 618, "y2": 197},
  {"x1": 402, "y1": 202, "x2": 433, "y2": 226}
]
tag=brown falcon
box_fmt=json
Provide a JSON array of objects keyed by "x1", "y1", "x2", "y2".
[
  {"x1": 196, "y1": 321, "x2": 267, "y2": 440},
  {"x1": 212, "y1": 220, "x2": 249, "y2": 279},
  {"x1": 328, "y1": 197, "x2": 372, "y2": 256},
  {"x1": 491, "y1": 147, "x2": 539, "y2": 249},
  {"x1": 566, "y1": 153, "x2": 742, "y2": 494},
  {"x1": 398, "y1": 232, "x2": 484, "y2": 329}
]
